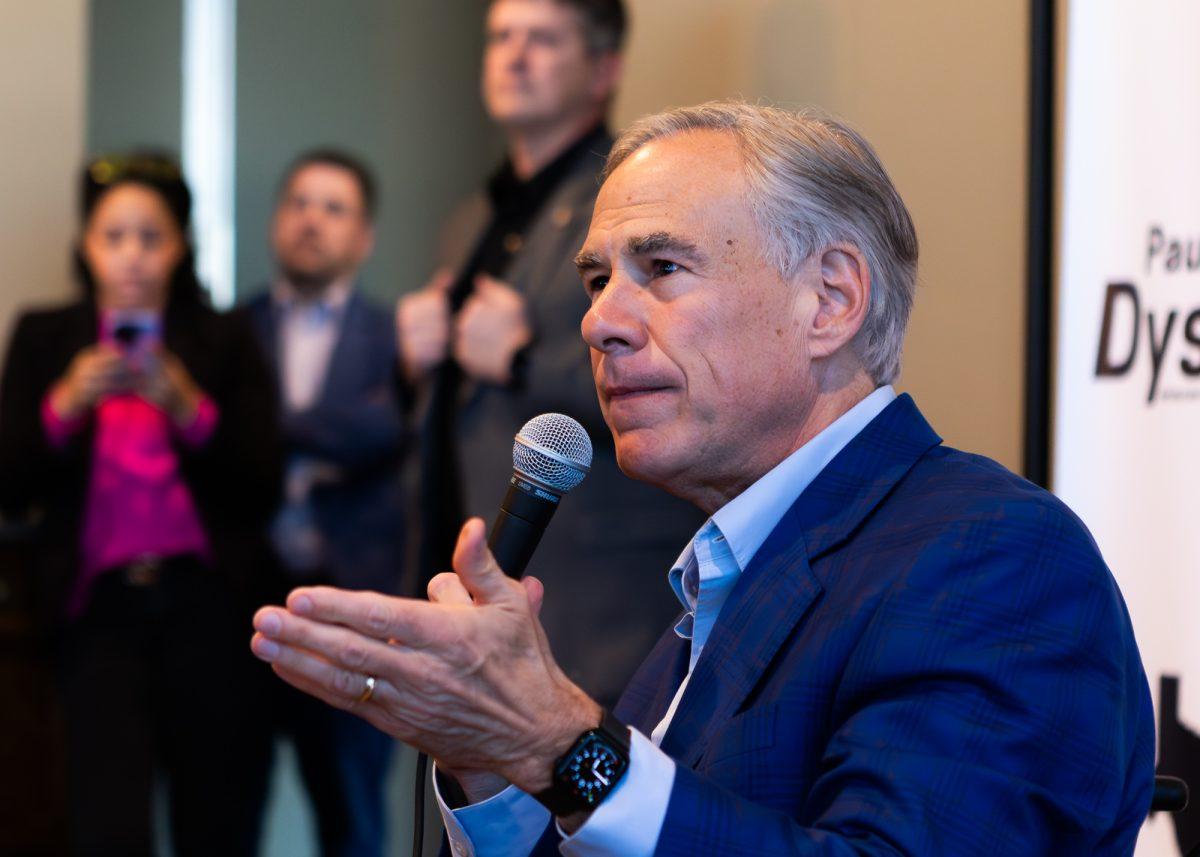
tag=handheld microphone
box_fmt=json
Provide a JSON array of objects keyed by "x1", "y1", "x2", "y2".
[
  {"x1": 412, "y1": 414, "x2": 592, "y2": 857},
  {"x1": 488, "y1": 413, "x2": 593, "y2": 577}
]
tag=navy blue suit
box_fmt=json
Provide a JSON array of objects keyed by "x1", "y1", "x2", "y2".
[
  {"x1": 246, "y1": 288, "x2": 405, "y2": 857},
  {"x1": 246, "y1": 290, "x2": 406, "y2": 593},
  {"x1": 534, "y1": 394, "x2": 1154, "y2": 854}
]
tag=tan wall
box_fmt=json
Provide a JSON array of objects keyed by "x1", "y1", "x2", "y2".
[
  {"x1": 0, "y1": 3, "x2": 1028, "y2": 468},
  {"x1": 0, "y1": 1, "x2": 88, "y2": 354},
  {"x1": 615, "y1": 0, "x2": 1029, "y2": 471}
]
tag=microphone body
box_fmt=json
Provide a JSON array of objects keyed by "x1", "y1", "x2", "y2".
[
  {"x1": 488, "y1": 476, "x2": 560, "y2": 577},
  {"x1": 486, "y1": 413, "x2": 593, "y2": 578}
]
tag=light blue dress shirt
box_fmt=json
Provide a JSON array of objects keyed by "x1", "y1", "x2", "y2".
[{"x1": 437, "y1": 386, "x2": 898, "y2": 857}]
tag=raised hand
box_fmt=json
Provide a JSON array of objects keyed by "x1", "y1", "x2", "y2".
[{"x1": 250, "y1": 517, "x2": 600, "y2": 797}]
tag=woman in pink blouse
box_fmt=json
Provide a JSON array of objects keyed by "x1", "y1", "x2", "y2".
[{"x1": 0, "y1": 154, "x2": 282, "y2": 856}]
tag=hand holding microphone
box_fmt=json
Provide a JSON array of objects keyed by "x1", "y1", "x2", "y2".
[{"x1": 250, "y1": 414, "x2": 601, "y2": 802}]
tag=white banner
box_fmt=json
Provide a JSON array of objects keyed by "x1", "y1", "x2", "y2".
[{"x1": 1053, "y1": 1, "x2": 1200, "y2": 853}]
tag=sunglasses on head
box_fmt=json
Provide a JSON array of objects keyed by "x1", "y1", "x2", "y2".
[{"x1": 87, "y1": 154, "x2": 182, "y2": 186}]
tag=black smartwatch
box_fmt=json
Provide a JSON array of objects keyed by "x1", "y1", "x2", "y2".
[{"x1": 533, "y1": 709, "x2": 631, "y2": 816}]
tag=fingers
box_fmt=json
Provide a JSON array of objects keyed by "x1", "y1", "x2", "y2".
[
  {"x1": 520, "y1": 575, "x2": 545, "y2": 616},
  {"x1": 92, "y1": 342, "x2": 125, "y2": 361},
  {"x1": 475, "y1": 274, "x2": 527, "y2": 306},
  {"x1": 251, "y1": 632, "x2": 409, "y2": 740},
  {"x1": 397, "y1": 282, "x2": 452, "y2": 380},
  {"x1": 253, "y1": 604, "x2": 406, "y2": 676},
  {"x1": 427, "y1": 572, "x2": 473, "y2": 605},
  {"x1": 472, "y1": 273, "x2": 507, "y2": 296},
  {"x1": 282, "y1": 586, "x2": 453, "y2": 648},
  {"x1": 429, "y1": 268, "x2": 455, "y2": 292},
  {"x1": 472, "y1": 275, "x2": 524, "y2": 307},
  {"x1": 451, "y1": 518, "x2": 516, "y2": 604},
  {"x1": 251, "y1": 629, "x2": 370, "y2": 709}
]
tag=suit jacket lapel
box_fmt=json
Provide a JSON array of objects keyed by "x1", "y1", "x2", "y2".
[
  {"x1": 795, "y1": 393, "x2": 942, "y2": 561},
  {"x1": 614, "y1": 623, "x2": 690, "y2": 735},
  {"x1": 248, "y1": 295, "x2": 280, "y2": 376},
  {"x1": 658, "y1": 508, "x2": 819, "y2": 767},
  {"x1": 658, "y1": 394, "x2": 942, "y2": 767},
  {"x1": 315, "y1": 291, "x2": 364, "y2": 409},
  {"x1": 64, "y1": 301, "x2": 97, "y2": 355}
]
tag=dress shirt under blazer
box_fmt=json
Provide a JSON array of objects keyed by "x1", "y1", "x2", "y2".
[
  {"x1": 521, "y1": 393, "x2": 1153, "y2": 855},
  {"x1": 246, "y1": 287, "x2": 407, "y2": 594}
]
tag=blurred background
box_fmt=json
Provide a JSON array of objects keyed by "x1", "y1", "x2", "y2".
[
  {"x1": 0, "y1": 1, "x2": 1030, "y2": 854},
  {"x1": 2, "y1": 0, "x2": 1028, "y2": 470}
]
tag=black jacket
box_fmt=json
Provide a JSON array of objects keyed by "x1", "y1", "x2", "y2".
[{"x1": 0, "y1": 297, "x2": 283, "y2": 624}]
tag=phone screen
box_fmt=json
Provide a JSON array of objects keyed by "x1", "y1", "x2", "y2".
[{"x1": 101, "y1": 309, "x2": 161, "y2": 367}]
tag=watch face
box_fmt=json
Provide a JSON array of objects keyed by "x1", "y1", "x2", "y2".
[{"x1": 563, "y1": 734, "x2": 624, "y2": 806}]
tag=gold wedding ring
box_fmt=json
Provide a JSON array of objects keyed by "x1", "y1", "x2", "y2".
[{"x1": 358, "y1": 675, "x2": 377, "y2": 703}]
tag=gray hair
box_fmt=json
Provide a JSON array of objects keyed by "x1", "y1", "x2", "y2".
[{"x1": 604, "y1": 101, "x2": 918, "y2": 385}]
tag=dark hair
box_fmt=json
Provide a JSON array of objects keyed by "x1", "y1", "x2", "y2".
[
  {"x1": 490, "y1": 0, "x2": 627, "y2": 54},
  {"x1": 276, "y1": 148, "x2": 378, "y2": 220},
  {"x1": 566, "y1": 0, "x2": 626, "y2": 53},
  {"x1": 76, "y1": 151, "x2": 205, "y2": 308}
]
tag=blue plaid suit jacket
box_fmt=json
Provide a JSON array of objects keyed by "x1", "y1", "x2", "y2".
[{"x1": 527, "y1": 394, "x2": 1154, "y2": 855}]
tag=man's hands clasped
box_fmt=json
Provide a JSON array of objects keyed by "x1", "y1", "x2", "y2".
[
  {"x1": 250, "y1": 518, "x2": 601, "y2": 803},
  {"x1": 396, "y1": 272, "x2": 533, "y2": 386}
]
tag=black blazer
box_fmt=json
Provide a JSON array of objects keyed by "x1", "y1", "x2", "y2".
[{"x1": 0, "y1": 297, "x2": 283, "y2": 624}]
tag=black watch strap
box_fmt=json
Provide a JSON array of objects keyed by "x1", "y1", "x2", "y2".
[{"x1": 533, "y1": 709, "x2": 631, "y2": 816}]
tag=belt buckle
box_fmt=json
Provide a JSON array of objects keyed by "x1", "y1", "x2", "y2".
[{"x1": 124, "y1": 556, "x2": 162, "y2": 587}]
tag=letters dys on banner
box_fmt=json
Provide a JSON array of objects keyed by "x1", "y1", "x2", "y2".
[{"x1": 1051, "y1": 1, "x2": 1200, "y2": 853}]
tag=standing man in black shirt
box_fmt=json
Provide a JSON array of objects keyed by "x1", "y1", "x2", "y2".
[{"x1": 397, "y1": 0, "x2": 700, "y2": 706}]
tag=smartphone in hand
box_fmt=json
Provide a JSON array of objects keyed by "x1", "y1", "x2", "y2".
[{"x1": 101, "y1": 309, "x2": 161, "y2": 372}]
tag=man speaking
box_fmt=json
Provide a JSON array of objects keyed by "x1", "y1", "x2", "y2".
[{"x1": 251, "y1": 102, "x2": 1154, "y2": 855}]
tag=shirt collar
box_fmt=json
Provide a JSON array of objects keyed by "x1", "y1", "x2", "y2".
[
  {"x1": 271, "y1": 276, "x2": 355, "y2": 312},
  {"x1": 712, "y1": 385, "x2": 897, "y2": 571},
  {"x1": 486, "y1": 122, "x2": 609, "y2": 213},
  {"x1": 668, "y1": 385, "x2": 897, "y2": 598}
]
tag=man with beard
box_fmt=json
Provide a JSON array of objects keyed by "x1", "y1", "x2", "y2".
[{"x1": 245, "y1": 150, "x2": 405, "y2": 857}]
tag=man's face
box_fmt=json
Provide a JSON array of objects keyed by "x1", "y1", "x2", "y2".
[
  {"x1": 482, "y1": 0, "x2": 614, "y2": 130},
  {"x1": 272, "y1": 164, "x2": 374, "y2": 290},
  {"x1": 578, "y1": 131, "x2": 822, "y2": 508}
]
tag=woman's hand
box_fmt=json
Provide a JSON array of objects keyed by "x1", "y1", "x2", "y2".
[
  {"x1": 48, "y1": 343, "x2": 132, "y2": 421},
  {"x1": 138, "y1": 348, "x2": 205, "y2": 427}
]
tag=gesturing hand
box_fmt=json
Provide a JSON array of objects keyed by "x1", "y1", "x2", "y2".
[{"x1": 250, "y1": 518, "x2": 601, "y2": 799}]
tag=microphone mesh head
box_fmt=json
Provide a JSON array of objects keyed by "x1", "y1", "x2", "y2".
[{"x1": 512, "y1": 413, "x2": 592, "y2": 495}]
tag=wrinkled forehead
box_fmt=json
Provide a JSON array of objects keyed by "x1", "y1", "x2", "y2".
[{"x1": 588, "y1": 131, "x2": 755, "y2": 250}]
